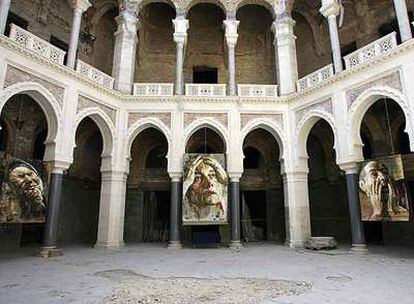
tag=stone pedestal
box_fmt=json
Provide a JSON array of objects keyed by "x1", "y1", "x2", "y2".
[
  {"x1": 95, "y1": 171, "x2": 128, "y2": 249},
  {"x1": 304, "y1": 237, "x2": 338, "y2": 250},
  {"x1": 283, "y1": 172, "x2": 311, "y2": 248}
]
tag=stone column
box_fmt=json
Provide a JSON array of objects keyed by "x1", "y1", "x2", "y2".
[
  {"x1": 393, "y1": 0, "x2": 412, "y2": 42},
  {"x1": 341, "y1": 163, "x2": 368, "y2": 253},
  {"x1": 229, "y1": 174, "x2": 242, "y2": 249},
  {"x1": 37, "y1": 163, "x2": 69, "y2": 257},
  {"x1": 95, "y1": 171, "x2": 128, "y2": 249},
  {"x1": 67, "y1": 0, "x2": 91, "y2": 69},
  {"x1": 168, "y1": 173, "x2": 182, "y2": 248},
  {"x1": 320, "y1": 0, "x2": 343, "y2": 73},
  {"x1": 0, "y1": 0, "x2": 11, "y2": 35},
  {"x1": 223, "y1": 18, "x2": 239, "y2": 96},
  {"x1": 173, "y1": 17, "x2": 189, "y2": 95},
  {"x1": 282, "y1": 172, "x2": 311, "y2": 248},
  {"x1": 112, "y1": 0, "x2": 140, "y2": 94},
  {"x1": 272, "y1": 14, "x2": 298, "y2": 95}
]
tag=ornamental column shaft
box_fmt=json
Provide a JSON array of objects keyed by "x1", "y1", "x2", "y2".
[
  {"x1": 223, "y1": 18, "x2": 239, "y2": 96},
  {"x1": 229, "y1": 175, "x2": 242, "y2": 249},
  {"x1": 393, "y1": 0, "x2": 412, "y2": 41},
  {"x1": 67, "y1": 0, "x2": 91, "y2": 69},
  {"x1": 341, "y1": 163, "x2": 368, "y2": 253},
  {"x1": 112, "y1": 0, "x2": 140, "y2": 94},
  {"x1": 272, "y1": 15, "x2": 298, "y2": 95},
  {"x1": 0, "y1": 0, "x2": 11, "y2": 35},
  {"x1": 38, "y1": 163, "x2": 69, "y2": 257},
  {"x1": 168, "y1": 174, "x2": 182, "y2": 248},
  {"x1": 173, "y1": 17, "x2": 189, "y2": 95},
  {"x1": 320, "y1": 0, "x2": 343, "y2": 73}
]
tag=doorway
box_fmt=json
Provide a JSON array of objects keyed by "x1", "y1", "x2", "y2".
[{"x1": 193, "y1": 66, "x2": 218, "y2": 83}]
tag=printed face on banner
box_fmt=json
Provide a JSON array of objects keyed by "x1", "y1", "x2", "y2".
[
  {"x1": 358, "y1": 156, "x2": 410, "y2": 221},
  {"x1": 0, "y1": 155, "x2": 47, "y2": 223},
  {"x1": 182, "y1": 154, "x2": 228, "y2": 225}
]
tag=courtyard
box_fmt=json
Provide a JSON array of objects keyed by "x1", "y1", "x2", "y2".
[{"x1": 0, "y1": 243, "x2": 413, "y2": 304}]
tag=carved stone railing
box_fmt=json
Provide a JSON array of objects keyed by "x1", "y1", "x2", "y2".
[
  {"x1": 297, "y1": 64, "x2": 334, "y2": 92},
  {"x1": 9, "y1": 24, "x2": 66, "y2": 65},
  {"x1": 344, "y1": 32, "x2": 398, "y2": 69},
  {"x1": 185, "y1": 84, "x2": 227, "y2": 97},
  {"x1": 76, "y1": 60, "x2": 115, "y2": 89},
  {"x1": 133, "y1": 83, "x2": 174, "y2": 96},
  {"x1": 237, "y1": 84, "x2": 278, "y2": 97}
]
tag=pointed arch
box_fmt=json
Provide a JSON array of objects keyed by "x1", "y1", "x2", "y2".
[
  {"x1": 348, "y1": 86, "x2": 414, "y2": 152},
  {"x1": 183, "y1": 117, "x2": 229, "y2": 153},
  {"x1": 240, "y1": 117, "x2": 285, "y2": 161},
  {"x1": 0, "y1": 82, "x2": 62, "y2": 161}
]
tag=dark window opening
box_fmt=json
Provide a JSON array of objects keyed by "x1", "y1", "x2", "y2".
[
  {"x1": 243, "y1": 147, "x2": 261, "y2": 169},
  {"x1": 193, "y1": 66, "x2": 218, "y2": 84},
  {"x1": 0, "y1": 121, "x2": 8, "y2": 152},
  {"x1": 5, "y1": 12, "x2": 29, "y2": 36},
  {"x1": 33, "y1": 130, "x2": 47, "y2": 160},
  {"x1": 50, "y1": 36, "x2": 69, "y2": 64},
  {"x1": 378, "y1": 12, "x2": 413, "y2": 45},
  {"x1": 145, "y1": 146, "x2": 167, "y2": 169}
]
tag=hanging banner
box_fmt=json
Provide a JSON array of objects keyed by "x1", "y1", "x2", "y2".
[
  {"x1": 0, "y1": 154, "x2": 47, "y2": 223},
  {"x1": 182, "y1": 154, "x2": 228, "y2": 225},
  {"x1": 358, "y1": 155, "x2": 410, "y2": 221}
]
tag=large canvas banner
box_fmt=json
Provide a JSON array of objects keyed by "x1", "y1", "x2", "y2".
[
  {"x1": 0, "y1": 154, "x2": 47, "y2": 223},
  {"x1": 182, "y1": 154, "x2": 228, "y2": 225},
  {"x1": 359, "y1": 155, "x2": 410, "y2": 221}
]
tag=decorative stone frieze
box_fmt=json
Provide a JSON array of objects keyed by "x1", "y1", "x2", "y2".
[
  {"x1": 4, "y1": 65, "x2": 65, "y2": 107},
  {"x1": 184, "y1": 113, "x2": 228, "y2": 128},
  {"x1": 240, "y1": 113, "x2": 283, "y2": 130},
  {"x1": 295, "y1": 99, "x2": 333, "y2": 126},
  {"x1": 345, "y1": 71, "x2": 402, "y2": 110},
  {"x1": 128, "y1": 112, "x2": 171, "y2": 129},
  {"x1": 77, "y1": 95, "x2": 117, "y2": 124}
]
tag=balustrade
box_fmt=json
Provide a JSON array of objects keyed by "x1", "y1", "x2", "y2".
[
  {"x1": 344, "y1": 32, "x2": 397, "y2": 69},
  {"x1": 76, "y1": 60, "x2": 115, "y2": 89},
  {"x1": 297, "y1": 64, "x2": 334, "y2": 92},
  {"x1": 9, "y1": 24, "x2": 66, "y2": 65},
  {"x1": 133, "y1": 83, "x2": 174, "y2": 96},
  {"x1": 185, "y1": 84, "x2": 227, "y2": 97},
  {"x1": 238, "y1": 84, "x2": 278, "y2": 97}
]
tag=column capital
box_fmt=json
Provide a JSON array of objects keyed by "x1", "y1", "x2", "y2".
[
  {"x1": 320, "y1": 0, "x2": 341, "y2": 18},
  {"x1": 271, "y1": 16, "x2": 296, "y2": 44},
  {"x1": 169, "y1": 171, "x2": 183, "y2": 182},
  {"x1": 69, "y1": 0, "x2": 91, "y2": 13},
  {"x1": 338, "y1": 162, "x2": 360, "y2": 175},
  {"x1": 118, "y1": 0, "x2": 139, "y2": 14},
  {"x1": 223, "y1": 19, "x2": 239, "y2": 48},
  {"x1": 115, "y1": 11, "x2": 140, "y2": 39},
  {"x1": 228, "y1": 172, "x2": 243, "y2": 182},
  {"x1": 47, "y1": 160, "x2": 71, "y2": 174},
  {"x1": 173, "y1": 17, "x2": 189, "y2": 44},
  {"x1": 100, "y1": 170, "x2": 129, "y2": 181}
]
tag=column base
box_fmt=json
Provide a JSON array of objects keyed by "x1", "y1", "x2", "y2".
[
  {"x1": 167, "y1": 241, "x2": 182, "y2": 249},
  {"x1": 94, "y1": 241, "x2": 124, "y2": 250},
  {"x1": 229, "y1": 240, "x2": 242, "y2": 250},
  {"x1": 350, "y1": 244, "x2": 369, "y2": 254},
  {"x1": 285, "y1": 239, "x2": 305, "y2": 249},
  {"x1": 36, "y1": 246, "x2": 63, "y2": 258}
]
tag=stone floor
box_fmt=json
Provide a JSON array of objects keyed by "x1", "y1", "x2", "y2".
[{"x1": 0, "y1": 243, "x2": 414, "y2": 304}]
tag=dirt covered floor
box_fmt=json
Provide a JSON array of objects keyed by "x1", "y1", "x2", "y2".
[{"x1": 0, "y1": 243, "x2": 413, "y2": 304}]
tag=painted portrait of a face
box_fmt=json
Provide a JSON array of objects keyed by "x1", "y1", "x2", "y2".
[
  {"x1": 183, "y1": 155, "x2": 228, "y2": 225},
  {"x1": 359, "y1": 158, "x2": 409, "y2": 221},
  {"x1": 1, "y1": 160, "x2": 45, "y2": 222}
]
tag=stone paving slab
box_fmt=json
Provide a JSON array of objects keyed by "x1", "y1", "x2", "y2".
[{"x1": 0, "y1": 243, "x2": 413, "y2": 304}]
